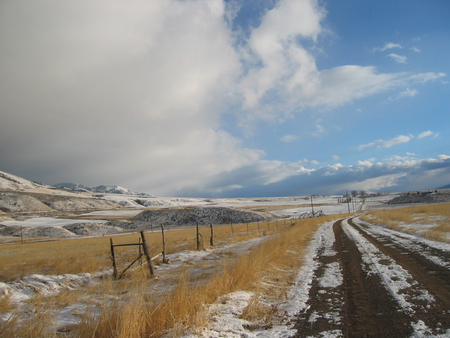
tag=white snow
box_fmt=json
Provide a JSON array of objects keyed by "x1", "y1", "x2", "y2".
[
  {"x1": 81, "y1": 210, "x2": 143, "y2": 217},
  {"x1": 0, "y1": 217, "x2": 105, "y2": 228},
  {"x1": 354, "y1": 217, "x2": 450, "y2": 268},
  {"x1": 318, "y1": 262, "x2": 342, "y2": 289}
]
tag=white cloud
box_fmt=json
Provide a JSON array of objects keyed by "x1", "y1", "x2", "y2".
[
  {"x1": 373, "y1": 42, "x2": 403, "y2": 52},
  {"x1": 302, "y1": 65, "x2": 406, "y2": 108},
  {"x1": 236, "y1": 1, "x2": 441, "y2": 116},
  {"x1": 314, "y1": 122, "x2": 325, "y2": 135},
  {"x1": 357, "y1": 135, "x2": 413, "y2": 150},
  {"x1": 410, "y1": 47, "x2": 421, "y2": 53},
  {"x1": 409, "y1": 72, "x2": 447, "y2": 82},
  {"x1": 418, "y1": 131, "x2": 434, "y2": 139},
  {"x1": 387, "y1": 53, "x2": 407, "y2": 64},
  {"x1": 239, "y1": 0, "x2": 325, "y2": 110},
  {"x1": 384, "y1": 155, "x2": 416, "y2": 162},
  {"x1": 0, "y1": 0, "x2": 252, "y2": 195},
  {"x1": 332, "y1": 155, "x2": 340, "y2": 161},
  {"x1": 389, "y1": 88, "x2": 418, "y2": 100},
  {"x1": 280, "y1": 134, "x2": 299, "y2": 142}
]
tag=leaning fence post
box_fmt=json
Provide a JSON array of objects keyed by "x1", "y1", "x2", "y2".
[
  {"x1": 110, "y1": 238, "x2": 118, "y2": 279},
  {"x1": 210, "y1": 223, "x2": 214, "y2": 247},
  {"x1": 138, "y1": 237, "x2": 143, "y2": 265},
  {"x1": 140, "y1": 231, "x2": 154, "y2": 276}
]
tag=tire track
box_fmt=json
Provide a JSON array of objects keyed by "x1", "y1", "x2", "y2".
[
  {"x1": 292, "y1": 219, "x2": 412, "y2": 337},
  {"x1": 334, "y1": 219, "x2": 412, "y2": 337},
  {"x1": 347, "y1": 218, "x2": 450, "y2": 334}
]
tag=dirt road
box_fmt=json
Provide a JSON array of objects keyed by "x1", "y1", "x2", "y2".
[{"x1": 291, "y1": 217, "x2": 450, "y2": 337}]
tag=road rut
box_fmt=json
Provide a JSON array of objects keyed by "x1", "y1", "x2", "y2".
[{"x1": 292, "y1": 217, "x2": 450, "y2": 337}]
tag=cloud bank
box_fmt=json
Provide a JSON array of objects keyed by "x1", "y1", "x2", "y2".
[
  {"x1": 183, "y1": 155, "x2": 450, "y2": 197},
  {"x1": 0, "y1": 0, "x2": 447, "y2": 196}
]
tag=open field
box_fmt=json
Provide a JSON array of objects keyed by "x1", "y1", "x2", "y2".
[
  {"x1": 0, "y1": 215, "x2": 345, "y2": 337},
  {"x1": 2, "y1": 189, "x2": 450, "y2": 337},
  {"x1": 362, "y1": 202, "x2": 450, "y2": 242}
]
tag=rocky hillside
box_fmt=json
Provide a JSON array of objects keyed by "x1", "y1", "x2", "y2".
[
  {"x1": 387, "y1": 192, "x2": 450, "y2": 204},
  {"x1": 133, "y1": 207, "x2": 269, "y2": 226},
  {"x1": 0, "y1": 191, "x2": 122, "y2": 214},
  {"x1": 0, "y1": 171, "x2": 46, "y2": 190},
  {"x1": 53, "y1": 182, "x2": 151, "y2": 196}
]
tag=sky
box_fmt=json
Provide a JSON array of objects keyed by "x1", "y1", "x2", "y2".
[{"x1": 0, "y1": 0, "x2": 449, "y2": 197}]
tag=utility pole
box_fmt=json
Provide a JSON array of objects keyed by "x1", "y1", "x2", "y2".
[
  {"x1": 310, "y1": 195, "x2": 315, "y2": 216},
  {"x1": 346, "y1": 191, "x2": 350, "y2": 213}
]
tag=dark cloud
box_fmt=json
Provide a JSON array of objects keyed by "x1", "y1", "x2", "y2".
[{"x1": 179, "y1": 156, "x2": 450, "y2": 197}]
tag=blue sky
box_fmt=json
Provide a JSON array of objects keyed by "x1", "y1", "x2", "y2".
[{"x1": 0, "y1": 0, "x2": 449, "y2": 197}]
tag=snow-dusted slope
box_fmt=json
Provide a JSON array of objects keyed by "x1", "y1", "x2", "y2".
[
  {"x1": 53, "y1": 182, "x2": 150, "y2": 196},
  {"x1": 0, "y1": 171, "x2": 46, "y2": 190}
]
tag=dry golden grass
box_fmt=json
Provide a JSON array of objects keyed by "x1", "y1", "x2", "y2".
[
  {"x1": 362, "y1": 202, "x2": 450, "y2": 242},
  {"x1": 0, "y1": 222, "x2": 250, "y2": 281},
  {"x1": 1, "y1": 214, "x2": 344, "y2": 337},
  {"x1": 0, "y1": 293, "x2": 16, "y2": 314},
  {"x1": 72, "y1": 214, "x2": 343, "y2": 337},
  {"x1": 0, "y1": 297, "x2": 57, "y2": 338}
]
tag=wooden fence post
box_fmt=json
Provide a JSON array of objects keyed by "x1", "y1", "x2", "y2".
[
  {"x1": 140, "y1": 231, "x2": 154, "y2": 276},
  {"x1": 161, "y1": 225, "x2": 169, "y2": 264},
  {"x1": 196, "y1": 222, "x2": 201, "y2": 251},
  {"x1": 210, "y1": 223, "x2": 214, "y2": 247},
  {"x1": 257, "y1": 221, "x2": 260, "y2": 235},
  {"x1": 110, "y1": 238, "x2": 118, "y2": 279},
  {"x1": 246, "y1": 222, "x2": 249, "y2": 234},
  {"x1": 138, "y1": 237, "x2": 143, "y2": 265}
]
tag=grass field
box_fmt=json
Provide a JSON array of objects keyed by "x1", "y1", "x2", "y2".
[
  {"x1": 0, "y1": 215, "x2": 345, "y2": 337},
  {"x1": 362, "y1": 202, "x2": 450, "y2": 242}
]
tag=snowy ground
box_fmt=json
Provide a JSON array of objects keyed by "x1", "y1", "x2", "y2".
[
  {"x1": 0, "y1": 194, "x2": 395, "y2": 238},
  {"x1": 0, "y1": 217, "x2": 106, "y2": 227},
  {"x1": 2, "y1": 210, "x2": 449, "y2": 337}
]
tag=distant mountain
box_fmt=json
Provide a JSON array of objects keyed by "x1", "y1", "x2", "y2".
[
  {"x1": 53, "y1": 182, "x2": 150, "y2": 196},
  {"x1": 437, "y1": 184, "x2": 450, "y2": 189},
  {"x1": 0, "y1": 171, "x2": 47, "y2": 190},
  {"x1": 53, "y1": 182, "x2": 91, "y2": 192}
]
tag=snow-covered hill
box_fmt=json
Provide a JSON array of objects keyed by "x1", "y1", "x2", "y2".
[
  {"x1": 53, "y1": 182, "x2": 150, "y2": 196},
  {"x1": 0, "y1": 171, "x2": 47, "y2": 190}
]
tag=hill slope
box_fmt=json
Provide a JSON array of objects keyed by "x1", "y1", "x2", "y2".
[
  {"x1": 133, "y1": 207, "x2": 269, "y2": 226},
  {"x1": 0, "y1": 171, "x2": 46, "y2": 190}
]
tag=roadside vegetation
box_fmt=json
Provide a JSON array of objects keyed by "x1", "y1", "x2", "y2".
[
  {"x1": 362, "y1": 202, "x2": 450, "y2": 242},
  {"x1": 0, "y1": 214, "x2": 345, "y2": 337}
]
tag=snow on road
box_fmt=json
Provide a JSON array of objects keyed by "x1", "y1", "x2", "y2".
[{"x1": 188, "y1": 216, "x2": 450, "y2": 337}]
